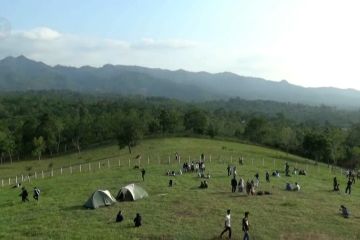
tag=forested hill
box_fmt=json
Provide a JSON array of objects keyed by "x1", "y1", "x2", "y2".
[{"x1": 2, "y1": 55, "x2": 360, "y2": 108}]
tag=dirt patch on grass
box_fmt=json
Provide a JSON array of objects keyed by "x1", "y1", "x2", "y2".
[{"x1": 280, "y1": 232, "x2": 335, "y2": 240}]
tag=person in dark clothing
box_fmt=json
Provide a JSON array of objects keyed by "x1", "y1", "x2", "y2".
[
  {"x1": 227, "y1": 165, "x2": 231, "y2": 176},
  {"x1": 345, "y1": 178, "x2": 352, "y2": 194},
  {"x1": 134, "y1": 213, "x2": 142, "y2": 227},
  {"x1": 169, "y1": 179, "x2": 173, "y2": 187},
  {"x1": 19, "y1": 187, "x2": 29, "y2": 202},
  {"x1": 242, "y1": 211, "x2": 250, "y2": 240},
  {"x1": 33, "y1": 187, "x2": 40, "y2": 201},
  {"x1": 333, "y1": 177, "x2": 338, "y2": 191},
  {"x1": 266, "y1": 171, "x2": 270, "y2": 183},
  {"x1": 116, "y1": 210, "x2": 124, "y2": 222},
  {"x1": 231, "y1": 177, "x2": 238, "y2": 193},
  {"x1": 340, "y1": 205, "x2": 349, "y2": 218},
  {"x1": 141, "y1": 169, "x2": 146, "y2": 181},
  {"x1": 254, "y1": 173, "x2": 259, "y2": 181},
  {"x1": 351, "y1": 175, "x2": 355, "y2": 185}
]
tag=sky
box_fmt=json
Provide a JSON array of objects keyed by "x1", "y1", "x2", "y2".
[{"x1": 1, "y1": 0, "x2": 360, "y2": 90}]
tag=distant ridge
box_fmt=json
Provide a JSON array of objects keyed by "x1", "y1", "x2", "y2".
[{"x1": 1, "y1": 55, "x2": 360, "y2": 108}]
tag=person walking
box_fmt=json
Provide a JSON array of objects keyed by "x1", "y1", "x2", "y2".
[
  {"x1": 345, "y1": 178, "x2": 352, "y2": 194},
  {"x1": 141, "y1": 168, "x2": 146, "y2": 181},
  {"x1": 242, "y1": 211, "x2": 250, "y2": 240},
  {"x1": 220, "y1": 209, "x2": 231, "y2": 239}
]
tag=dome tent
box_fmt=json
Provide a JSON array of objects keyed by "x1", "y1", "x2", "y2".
[
  {"x1": 84, "y1": 190, "x2": 116, "y2": 209},
  {"x1": 116, "y1": 183, "x2": 148, "y2": 201}
]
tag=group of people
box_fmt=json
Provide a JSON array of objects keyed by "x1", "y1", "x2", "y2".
[
  {"x1": 182, "y1": 160, "x2": 206, "y2": 173},
  {"x1": 220, "y1": 209, "x2": 250, "y2": 240},
  {"x1": 199, "y1": 180, "x2": 208, "y2": 189},
  {"x1": 285, "y1": 182, "x2": 301, "y2": 191},
  {"x1": 19, "y1": 186, "x2": 41, "y2": 202},
  {"x1": 116, "y1": 210, "x2": 142, "y2": 227}
]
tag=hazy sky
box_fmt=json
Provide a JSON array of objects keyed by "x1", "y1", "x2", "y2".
[{"x1": 1, "y1": 0, "x2": 360, "y2": 89}]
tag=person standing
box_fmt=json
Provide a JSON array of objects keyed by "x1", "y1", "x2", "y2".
[
  {"x1": 141, "y1": 168, "x2": 146, "y2": 181},
  {"x1": 227, "y1": 165, "x2": 231, "y2": 176},
  {"x1": 231, "y1": 177, "x2": 238, "y2": 193},
  {"x1": 242, "y1": 211, "x2": 250, "y2": 240},
  {"x1": 265, "y1": 171, "x2": 270, "y2": 183},
  {"x1": 33, "y1": 187, "x2": 40, "y2": 201},
  {"x1": 345, "y1": 178, "x2": 352, "y2": 194},
  {"x1": 220, "y1": 209, "x2": 231, "y2": 239}
]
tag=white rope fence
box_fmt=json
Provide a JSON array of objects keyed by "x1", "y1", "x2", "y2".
[{"x1": 0, "y1": 154, "x2": 344, "y2": 188}]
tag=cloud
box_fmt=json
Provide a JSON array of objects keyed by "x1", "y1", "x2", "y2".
[
  {"x1": 0, "y1": 27, "x2": 204, "y2": 69},
  {"x1": 132, "y1": 38, "x2": 198, "y2": 50},
  {"x1": 21, "y1": 27, "x2": 61, "y2": 40}
]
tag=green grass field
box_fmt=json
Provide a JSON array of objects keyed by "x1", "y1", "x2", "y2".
[{"x1": 0, "y1": 137, "x2": 359, "y2": 240}]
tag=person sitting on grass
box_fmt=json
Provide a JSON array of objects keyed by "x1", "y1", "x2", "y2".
[
  {"x1": 134, "y1": 213, "x2": 142, "y2": 227},
  {"x1": 200, "y1": 180, "x2": 208, "y2": 189},
  {"x1": 299, "y1": 169, "x2": 307, "y2": 175},
  {"x1": 116, "y1": 210, "x2": 124, "y2": 222},
  {"x1": 293, "y1": 182, "x2": 300, "y2": 191},
  {"x1": 286, "y1": 183, "x2": 292, "y2": 191},
  {"x1": 340, "y1": 205, "x2": 349, "y2": 218}
]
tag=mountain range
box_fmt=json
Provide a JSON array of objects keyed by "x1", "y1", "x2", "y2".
[{"x1": 1, "y1": 55, "x2": 360, "y2": 109}]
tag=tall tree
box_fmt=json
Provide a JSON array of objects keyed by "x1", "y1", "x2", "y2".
[
  {"x1": 32, "y1": 136, "x2": 46, "y2": 160},
  {"x1": 116, "y1": 113, "x2": 143, "y2": 154}
]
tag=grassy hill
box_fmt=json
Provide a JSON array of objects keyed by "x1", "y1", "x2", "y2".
[{"x1": 0, "y1": 138, "x2": 359, "y2": 240}]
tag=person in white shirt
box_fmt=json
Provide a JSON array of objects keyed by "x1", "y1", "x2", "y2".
[
  {"x1": 220, "y1": 209, "x2": 231, "y2": 239},
  {"x1": 294, "y1": 182, "x2": 300, "y2": 191}
]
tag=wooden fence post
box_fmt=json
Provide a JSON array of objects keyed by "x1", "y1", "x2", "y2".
[
  {"x1": 51, "y1": 169, "x2": 54, "y2": 177},
  {"x1": 42, "y1": 171, "x2": 44, "y2": 179},
  {"x1": 210, "y1": 155, "x2": 212, "y2": 163},
  {"x1": 70, "y1": 166, "x2": 73, "y2": 174},
  {"x1": 108, "y1": 160, "x2": 110, "y2": 168},
  {"x1": 148, "y1": 156, "x2": 150, "y2": 165},
  {"x1": 80, "y1": 164, "x2": 82, "y2": 172},
  {"x1": 61, "y1": 168, "x2": 63, "y2": 175},
  {"x1": 89, "y1": 163, "x2": 91, "y2": 171},
  {"x1": 98, "y1": 162, "x2": 101, "y2": 169}
]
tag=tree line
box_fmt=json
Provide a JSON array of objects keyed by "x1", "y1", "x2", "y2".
[{"x1": 0, "y1": 91, "x2": 360, "y2": 168}]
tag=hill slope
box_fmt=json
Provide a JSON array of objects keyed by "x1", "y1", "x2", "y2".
[
  {"x1": 2, "y1": 56, "x2": 360, "y2": 108},
  {"x1": 0, "y1": 138, "x2": 358, "y2": 239}
]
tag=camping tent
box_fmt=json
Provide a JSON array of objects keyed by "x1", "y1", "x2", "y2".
[
  {"x1": 116, "y1": 183, "x2": 149, "y2": 201},
  {"x1": 84, "y1": 190, "x2": 116, "y2": 209}
]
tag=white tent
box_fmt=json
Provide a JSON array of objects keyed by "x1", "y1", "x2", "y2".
[{"x1": 116, "y1": 183, "x2": 149, "y2": 201}]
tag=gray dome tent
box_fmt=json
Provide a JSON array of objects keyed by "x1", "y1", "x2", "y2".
[
  {"x1": 116, "y1": 183, "x2": 149, "y2": 201},
  {"x1": 84, "y1": 190, "x2": 116, "y2": 209}
]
